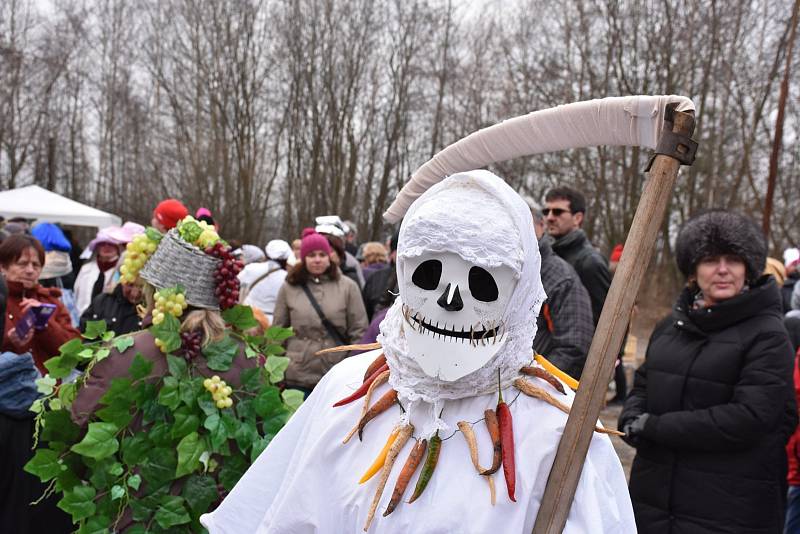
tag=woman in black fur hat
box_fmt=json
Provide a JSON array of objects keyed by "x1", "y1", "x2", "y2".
[{"x1": 619, "y1": 210, "x2": 797, "y2": 534}]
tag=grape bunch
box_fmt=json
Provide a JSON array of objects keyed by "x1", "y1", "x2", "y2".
[
  {"x1": 205, "y1": 243, "x2": 243, "y2": 310},
  {"x1": 120, "y1": 232, "x2": 160, "y2": 284},
  {"x1": 153, "y1": 287, "x2": 188, "y2": 325},
  {"x1": 203, "y1": 375, "x2": 234, "y2": 409},
  {"x1": 180, "y1": 330, "x2": 203, "y2": 361}
]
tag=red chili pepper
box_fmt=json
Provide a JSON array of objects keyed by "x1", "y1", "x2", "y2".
[
  {"x1": 332, "y1": 362, "x2": 389, "y2": 407},
  {"x1": 497, "y1": 372, "x2": 516, "y2": 502},
  {"x1": 363, "y1": 352, "x2": 387, "y2": 382}
]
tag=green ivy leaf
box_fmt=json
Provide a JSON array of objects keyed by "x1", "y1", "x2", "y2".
[
  {"x1": 245, "y1": 345, "x2": 258, "y2": 358},
  {"x1": 166, "y1": 354, "x2": 188, "y2": 378},
  {"x1": 150, "y1": 314, "x2": 181, "y2": 353},
  {"x1": 222, "y1": 305, "x2": 260, "y2": 330},
  {"x1": 84, "y1": 320, "x2": 108, "y2": 340},
  {"x1": 129, "y1": 487, "x2": 167, "y2": 522},
  {"x1": 234, "y1": 421, "x2": 259, "y2": 452},
  {"x1": 218, "y1": 453, "x2": 248, "y2": 491},
  {"x1": 203, "y1": 336, "x2": 238, "y2": 371},
  {"x1": 153, "y1": 495, "x2": 191, "y2": 529},
  {"x1": 234, "y1": 398, "x2": 256, "y2": 422},
  {"x1": 281, "y1": 389, "x2": 305, "y2": 412},
  {"x1": 57, "y1": 485, "x2": 97, "y2": 522},
  {"x1": 157, "y1": 376, "x2": 181, "y2": 410},
  {"x1": 127, "y1": 474, "x2": 142, "y2": 491},
  {"x1": 70, "y1": 422, "x2": 119, "y2": 460},
  {"x1": 181, "y1": 475, "x2": 218, "y2": 518},
  {"x1": 128, "y1": 353, "x2": 153, "y2": 381},
  {"x1": 95, "y1": 403, "x2": 133, "y2": 428},
  {"x1": 111, "y1": 484, "x2": 125, "y2": 501},
  {"x1": 44, "y1": 354, "x2": 78, "y2": 379},
  {"x1": 24, "y1": 449, "x2": 63, "y2": 481},
  {"x1": 175, "y1": 432, "x2": 205, "y2": 478},
  {"x1": 264, "y1": 356, "x2": 289, "y2": 383},
  {"x1": 147, "y1": 422, "x2": 172, "y2": 446},
  {"x1": 57, "y1": 381, "x2": 77, "y2": 407},
  {"x1": 113, "y1": 336, "x2": 135, "y2": 353},
  {"x1": 170, "y1": 411, "x2": 200, "y2": 440},
  {"x1": 139, "y1": 448, "x2": 177, "y2": 491},
  {"x1": 203, "y1": 413, "x2": 228, "y2": 452},
  {"x1": 121, "y1": 435, "x2": 150, "y2": 466},
  {"x1": 109, "y1": 462, "x2": 124, "y2": 476},
  {"x1": 94, "y1": 348, "x2": 111, "y2": 361},
  {"x1": 101, "y1": 330, "x2": 116, "y2": 342},
  {"x1": 239, "y1": 367, "x2": 262, "y2": 391},
  {"x1": 265, "y1": 325, "x2": 294, "y2": 343},
  {"x1": 36, "y1": 375, "x2": 57, "y2": 395},
  {"x1": 145, "y1": 227, "x2": 163, "y2": 242},
  {"x1": 41, "y1": 409, "x2": 81, "y2": 444},
  {"x1": 179, "y1": 377, "x2": 201, "y2": 407},
  {"x1": 254, "y1": 387, "x2": 283, "y2": 418},
  {"x1": 100, "y1": 378, "x2": 133, "y2": 405},
  {"x1": 77, "y1": 515, "x2": 110, "y2": 534},
  {"x1": 264, "y1": 344, "x2": 286, "y2": 356}
]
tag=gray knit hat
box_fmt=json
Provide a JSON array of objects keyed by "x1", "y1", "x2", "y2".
[{"x1": 675, "y1": 211, "x2": 766, "y2": 283}]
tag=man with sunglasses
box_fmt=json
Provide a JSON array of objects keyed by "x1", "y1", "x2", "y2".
[{"x1": 543, "y1": 186, "x2": 611, "y2": 327}]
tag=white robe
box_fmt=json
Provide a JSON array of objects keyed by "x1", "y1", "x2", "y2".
[{"x1": 201, "y1": 350, "x2": 636, "y2": 533}]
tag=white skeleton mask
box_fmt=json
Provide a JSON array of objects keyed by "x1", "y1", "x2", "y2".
[
  {"x1": 378, "y1": 170, "x2": 546, "y2": 436},
  {"x1": 402, "y1": 252, "x2": 517, "y2": 381}
]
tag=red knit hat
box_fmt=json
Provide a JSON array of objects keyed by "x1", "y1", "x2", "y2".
[
  {"x1": 610, "y1": 244, "x2": 623, "y2": 263},
  {"x1": 153, "y1": 199, "x2": 189, "y2": 230},
  {"x1": 300, "y1": 232, "x2": 332, "y2": 260}
]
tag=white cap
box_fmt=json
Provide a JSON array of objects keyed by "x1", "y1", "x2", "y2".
[
  {"x1": 265, "y1": 239, "x2": 292, "y2": 261},
  {"x1": 784, "y1": 247, "x2": 800, "y2": 267}
]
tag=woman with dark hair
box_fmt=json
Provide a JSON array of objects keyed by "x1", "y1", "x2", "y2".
[
  {"x1": 273, "y1": 231, "x2": 367, "y2": 395},
  {"x1": 0, "y1": 234, "x2": 80, "y2": 374},
  {"x1": 619, "y1": 211, "x2": 796, "y2": 534}
]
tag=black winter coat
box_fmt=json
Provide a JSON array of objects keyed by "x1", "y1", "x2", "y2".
[
  {"x1": 79, "y1": 284, "x2": 142, "y2": 336},
  {"x1": 619, "y1": 276, "x2": 797, "y2": 534}
]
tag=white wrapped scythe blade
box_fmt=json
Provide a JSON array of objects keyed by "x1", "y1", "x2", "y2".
[{"x1": 384, "y1": 95, "x2": 695, "y2": 223}]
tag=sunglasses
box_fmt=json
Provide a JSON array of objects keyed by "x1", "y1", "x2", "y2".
[{"x1": 541, "y1": 208, "x2": 572, "y2": 217}]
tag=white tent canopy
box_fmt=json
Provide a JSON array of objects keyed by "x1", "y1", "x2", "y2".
[{"x1": 0, "y1": 185, "x2": 121, "y2": 228}]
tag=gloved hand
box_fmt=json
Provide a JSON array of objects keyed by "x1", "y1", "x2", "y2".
[{"x1": 621, "y1": 413, "x2": 650, "y2": 447}]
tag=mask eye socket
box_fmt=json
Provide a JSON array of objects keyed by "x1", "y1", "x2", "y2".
[
  {"x1": 412, "y1": 259, "x2": 442, "y2": 290},
  {"x1": 468, "y1": 266, "x2": 499, "y2": 302}
]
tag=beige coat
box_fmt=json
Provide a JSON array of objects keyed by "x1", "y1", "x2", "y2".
[{"x1": 273, "y1": 273, "x2": 367, "y2": 390}]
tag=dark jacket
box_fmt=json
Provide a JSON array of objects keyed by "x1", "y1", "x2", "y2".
[
  {"x1": 80, "y1": 284, "x2": 142, "y2": 336},
  {"x1": 619, "y1": 277, "x2": 796, "y2": 534},
  {"x1": 550, "y1": 229, "x2": 611, "y2": 325},
  {"x1": 361, "y1": 263, "x2": 395, "y2": 321},
  {"x1": 533, "y1": 239, "x2": 594, "y2": 379}
]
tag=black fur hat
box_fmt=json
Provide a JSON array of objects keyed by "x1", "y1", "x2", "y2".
[{"x1": 675, "y1": 210, "x2": 766, "y2": 283}]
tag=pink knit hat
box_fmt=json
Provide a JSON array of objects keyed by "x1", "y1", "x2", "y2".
[{"x1": 300, "y1": 232, "x2": 332, "y2": 260}]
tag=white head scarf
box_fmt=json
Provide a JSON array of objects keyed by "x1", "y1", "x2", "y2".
[{"x1": 378, "y1": 170, "x2": 546, "y2": 436}]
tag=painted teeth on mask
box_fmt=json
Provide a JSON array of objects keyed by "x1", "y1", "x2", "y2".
[{"x1": 405, "y1": 306, "x2": 503, "y2": 344}]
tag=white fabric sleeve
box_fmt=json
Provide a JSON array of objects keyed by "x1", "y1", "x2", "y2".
[{"x1": 384, "y1": 95, "x2": 695, "y2": 223}]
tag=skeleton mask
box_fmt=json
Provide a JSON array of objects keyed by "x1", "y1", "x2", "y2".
[{"x1": 402, "y1": 252, "x2": 517, "y2": 381}]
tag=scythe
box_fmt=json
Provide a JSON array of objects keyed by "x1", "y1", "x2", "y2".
[{"x1": 384, "y1": 95, "x2": 697, "y2": 534}]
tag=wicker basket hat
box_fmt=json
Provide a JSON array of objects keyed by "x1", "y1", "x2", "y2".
[{"x1": 139, "y1": 229, "x2": 221, "y2": 310}]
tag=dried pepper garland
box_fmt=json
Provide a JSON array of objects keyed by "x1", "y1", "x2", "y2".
[{"x1": 326, "y1": 348, "x2": 624, "y2": 530}]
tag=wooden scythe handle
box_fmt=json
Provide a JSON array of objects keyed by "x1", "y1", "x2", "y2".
[{"x1": 532, "y1": 110, "x2": 696, "y2": 534}]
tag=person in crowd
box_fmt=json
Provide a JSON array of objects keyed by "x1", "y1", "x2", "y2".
[
  {"x1": 525, "y1": 197, "x2": 593, "y2": 379},
  {"x1": 62, "y1": 228, "x2": 84, "y2": 289},
  {"x1": 33, "y1": 223, "x2": 80, "y2": 325},
  {"x1": 74, "y1": 223, "x2": 142, "y2": 314},
  {"x1": 619, "y1": 210, "x2": 796, "y2": 533},
  {"x1": 196, "y1": 207, "x2": 219, "y2": 231},
  {"x1": 360, "y1": 241, "x2": 388, "y2": 281},
  {"x1": 235, "y1": 244, "x2": 267, "y2": 266},
  {"x1": 784, "y1": 248, "x2": 799, "y2": 314},
  {"x1": 361, "y1": 229, "x2": 399, "y2": 321},
  {"x1": 315, "y1": 217, "x2": 365, "y2": 288},
  {"x1": 786, "y1": 347, "x2": 800, "y2": 533},
  {"x1": 0, "y1": 274, "x2": 73, "y2": 533},
  {"x1": 0, "y1": 234, "x2": 81, "y2": 374},
  {"x1": 151, "y1": 198, "x2": 189, "y2": 233},
  {"x1": 272, "y1": 231, "x2": 367, "y2": 396},
  {"x1": 765, "y1": 257, "x2": 787, "y2": 287},
  {"x1": 79, "y1": 276, "x2": 144, "y2": 335},
  {"x1": 241, "y1": 239, "x2": 292, "y2": 323},
  {"x1": 343, "y1": 219, "x2": 359, "y2": 256},
  {"x1": 544, "y1": 186, "x2": 611, "y2": 326}
]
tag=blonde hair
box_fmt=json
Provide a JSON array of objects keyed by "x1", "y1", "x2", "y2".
[
  {"x1": 361, "y1": 242, "x2": 388, "y2": 266},
  {"x1": 141, "y1": 282, "x2": 226, "y2": 346}
]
